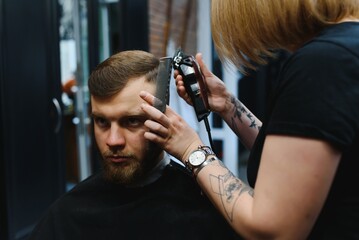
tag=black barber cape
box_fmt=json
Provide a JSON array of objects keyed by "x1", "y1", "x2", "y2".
[{"x1": 29, "y1": 160, "x2": 242, "y2": 240}]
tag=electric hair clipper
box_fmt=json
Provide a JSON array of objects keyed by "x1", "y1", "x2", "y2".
[{"x1": 172, "y1": 48, "x2": 210, "y2": 122}]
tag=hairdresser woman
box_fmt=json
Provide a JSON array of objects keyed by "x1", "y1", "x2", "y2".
[{"x1": 140, "y1": 0, "x2": 359, "y2": 239}]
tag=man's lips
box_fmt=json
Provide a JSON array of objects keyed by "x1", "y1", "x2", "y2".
[{"x1": 106, "y1": 156, "x2": 130, "y2": 164}]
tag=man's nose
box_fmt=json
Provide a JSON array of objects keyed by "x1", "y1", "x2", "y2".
[{"x1": 106, "y1": 125, "x2": 125, "y2": 147}]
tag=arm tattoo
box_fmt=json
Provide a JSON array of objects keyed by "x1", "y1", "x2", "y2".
[
  {"x1": 230, "y1": 96, "x2": 244, "y2": 123},
  {"x1": 209, "y1": 161, "x2": 254, "y2": 222},
  {"x1": 230, "y1": 95, "x2": 260, "y2": 130}
]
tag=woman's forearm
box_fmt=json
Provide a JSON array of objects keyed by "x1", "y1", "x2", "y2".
[
  {"x1": 195, "y1": 158, "x2": 256, "y2": 238},
  {"x1": 219, "y1": 94, "x2": 262, "y2": 149}
]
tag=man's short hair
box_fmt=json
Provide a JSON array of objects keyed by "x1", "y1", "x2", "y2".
[{"x1": 88, "y1": 50, "x2": 159, "y2": 98}]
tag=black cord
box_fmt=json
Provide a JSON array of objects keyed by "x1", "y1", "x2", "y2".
[{"x1": 203, "y1": 116, "x2": 215, "y2": 152}]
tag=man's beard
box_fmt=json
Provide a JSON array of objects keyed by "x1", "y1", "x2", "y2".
[{"x1": 101, "y1": 142, "x2": 161, "y2": 185}]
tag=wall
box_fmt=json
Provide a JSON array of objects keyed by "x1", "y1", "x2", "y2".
[{"x1": 149, "y1": 0, "x2": 197, "y2": 58}]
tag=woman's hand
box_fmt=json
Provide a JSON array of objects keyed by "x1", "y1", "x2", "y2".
[
  {"x1": 140, "y1": 91, "x2": 204, "y2": 163},
  {"x1": 174, "y1": 53, "x2": 231, "y2": 115}
]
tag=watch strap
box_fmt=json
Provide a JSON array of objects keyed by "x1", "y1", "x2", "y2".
[
  {"x1": 193, "y1": 156, "x2": 218, "y2": 178},
  {"x1": 198, "y1": 145, "x2": 215, "y2": 155}
]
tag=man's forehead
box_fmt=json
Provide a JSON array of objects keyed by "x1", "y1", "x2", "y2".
[
  {"x1": 91, "y1": 96, "x2": 146, "y2": 119},
  {"x1": 91, "y1": 77, "x2": 156, "y2": 116},
  {"x1": 123, "y1": 76, "x2": 156, "y2": 93}
]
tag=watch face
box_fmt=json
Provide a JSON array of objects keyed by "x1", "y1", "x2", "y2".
[{"x1": 189, "y1": 150, "x2": 206, "y2": 167}]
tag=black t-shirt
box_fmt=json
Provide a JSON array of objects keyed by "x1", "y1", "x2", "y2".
[
  {"x1": 29, "y1": 161, "x2": 242, "y2": 240},
  {"x1": 247, "y1": 22, "x2": 359, "y2": 239}
]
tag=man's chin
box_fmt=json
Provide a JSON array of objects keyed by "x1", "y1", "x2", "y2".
[{"x1": 103, "y1": 162, "x2": 143, "y2": 185}]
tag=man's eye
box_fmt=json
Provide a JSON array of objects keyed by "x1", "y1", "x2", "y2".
[
  {"x1": 94, "y1": 117, "x2": 109, "y2": 128},
  {"x1": 126, "y1": 117, "x2": 143, "y2": 127}
]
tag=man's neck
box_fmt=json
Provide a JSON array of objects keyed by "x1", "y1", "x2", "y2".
[{"x1": 127, "y1": 152, "x2": 170, "y2": 188}]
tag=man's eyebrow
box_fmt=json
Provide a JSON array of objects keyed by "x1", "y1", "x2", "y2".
[
  {"x1": 126, "y1": 112, "x2": 148, "y2": 119},
  {"x1": 90, "y1": 112, "x2": 103, "y2": 118},
  {"x1": 124, "y1": 108, "x2": 148, "y2": 117},
  {"x1": 90, "y1": 111, "x2": 147, "y2": 119}
]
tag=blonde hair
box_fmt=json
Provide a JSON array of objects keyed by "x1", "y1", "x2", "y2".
[{"x1": 211, "y1": 0, "x2": 359, "y2": 71}]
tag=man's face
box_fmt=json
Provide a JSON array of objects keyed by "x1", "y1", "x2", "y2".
[{"x1": 91, "y1": 77, "x2": 162, "y2": 185}]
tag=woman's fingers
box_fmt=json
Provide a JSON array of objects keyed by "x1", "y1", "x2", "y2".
[
  {"x1": 139, "y1": 90, "x2": 167, "y2": 113},
  {"x1": 175, "y1": 75, "x2": 186, "y2": 95},
  {"x1": 140, "y1": 91, "x2": 170, "y2": 128},
  {"x1": 144, "y1": 119, "x2": 169, "y2": 137},
  {"x1": 139, "y1": 91, "x2": 204, "y2": 161},
  {"x1": 174, "y1": 74, "x2": 193, "y2": 105}
]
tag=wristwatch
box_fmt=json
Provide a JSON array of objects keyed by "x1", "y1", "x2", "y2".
[{"x1": 186, "y1": 146, "x2": 216, "y2": 175}]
